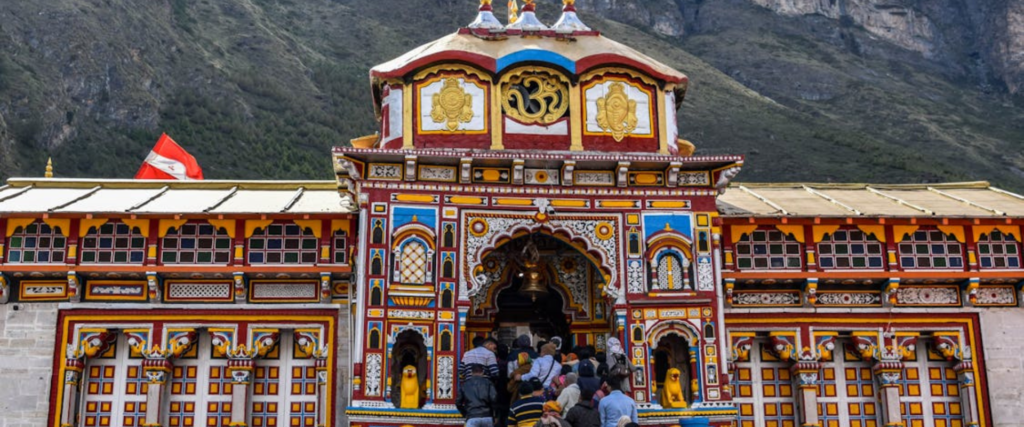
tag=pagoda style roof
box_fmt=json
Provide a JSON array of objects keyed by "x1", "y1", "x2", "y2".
[
  {"x1": 718, "y1": 181, "x2": 1024, "y2": 218},
  {"x1": 370, "y1": 30, "x2": 688, "y2": 85},
  {"x1": 0, "y1": 179, "x2": 355, "y2": 215}
]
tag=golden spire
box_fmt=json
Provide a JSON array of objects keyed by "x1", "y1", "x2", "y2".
[
  {"x1": 44, "y1": 157, "x2": 53, "y2": 178},
  {"x1": 508, "y1": 0, "x2": 519, "y2": 24}
]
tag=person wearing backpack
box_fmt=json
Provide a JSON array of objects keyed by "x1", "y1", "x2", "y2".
[{"x1": 605, "y1": 338, "x2": 638, "y2": 392}]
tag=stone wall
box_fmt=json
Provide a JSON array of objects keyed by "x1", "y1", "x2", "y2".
[
  {"x1": 980, "y1": 308, "x2": 1024, "y2": 427},
  {"x1": 0, "y1": 303, "x2": 60, "y2": 427}
]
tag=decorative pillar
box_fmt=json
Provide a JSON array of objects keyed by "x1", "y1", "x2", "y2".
[
  {"x1": 792, "y1": 362, "x2": 821, "y2": 427},
  {"x1": 60, "y1": 359, "x2": 85, "y2": 427},
  {"x1": 873, "y1": 361, "x2": 904, "y2": 427},
  {"x1": 316, "y1": 358, "x2": 329, "y2": 427},
  {"x1": 142, "y1": 359, "x2": 172, "y2": 427},
  {"x1": 228, "y1": 359, "x2": 255, "y2": 427},
  {"x1": 61, "y1": 330, "x2": 117, "y2": 427},
  {"x1": 955, "y1": 359, "x2": 980, "y2": 427}
]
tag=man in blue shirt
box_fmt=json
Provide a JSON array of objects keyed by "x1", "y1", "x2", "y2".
[{"x1": 598, "y1": 377, "x2": 638, "y2": 427}]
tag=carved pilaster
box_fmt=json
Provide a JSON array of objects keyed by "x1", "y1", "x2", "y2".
[
  {"x1": 955, "y1": 359, "x2": 980, "y2": 427},
  {"x1": 791, "y1": 362, "x2": 821, "y2": 427},
  {"x1": 873, "y1": 361, "x2": 904, "y2": 427}
]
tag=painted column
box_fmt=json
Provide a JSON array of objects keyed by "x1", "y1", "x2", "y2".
[
  {"x1": 873, "y1": 361, "x2": 904, "y2": 427},
  {"x1": 316, "y1": 358, "x2": 329, "y2": 427},
  {"x1": 60, "y1": 359, "x2": 85, "y2": 427},
  {"x1": 228, "y1": 359, "x2": 255, "y2": 427},
  {"x1": 142, "y1": 359, "x2": 172, "y2": 427},
  {"x1": 955, "y1": 360, "x2": 980, "y2": 427},
  {"x1": 791, "y1": 362, "x2": 821, "y2": 427}
]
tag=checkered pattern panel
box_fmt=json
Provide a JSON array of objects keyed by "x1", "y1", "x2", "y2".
[{"x1": 399, "y1": 241, "x2": 427, "y2": 284}]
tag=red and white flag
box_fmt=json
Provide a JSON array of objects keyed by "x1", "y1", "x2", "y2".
[{"x1": 134, "y1": 133, "x2": 204, "y2": 180}]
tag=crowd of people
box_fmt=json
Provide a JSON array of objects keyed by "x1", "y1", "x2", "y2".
[{"x1": 456, "y1": 335, "x2": 641, "y2": 427}]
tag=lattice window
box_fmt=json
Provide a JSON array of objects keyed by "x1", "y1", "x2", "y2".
[
  {"x1": 818, "y1": 342, "x2": 880, "y2": 427},
  {"x1": 398, "y1": 240, "x2": 428, "y2": 284},
  {"x1": 332, "y1": 230, "x2": 348, "y2": 264},
  {"x1": 977, "y1": 231, "x2": 1020, "y2": 269},
  {"x1": 732, "y1": 341, "x2": 797, "y2": 427},
  {"x1": 251, "y1": 331, "x2": 318, "y2": 427},
  {"x1": 898, "y1": 229, "x2": 964, "y2": 270},
  {"x1": 900, "y1": 343, "x2": 963, "y2": 427},
  {"x1": 169, "y1": 335, "x2": 231, "y2": 427},
  {"x1": 818, "y1": 229, "x2": 884, "y2": 269},
  {"x1": 161, "y1": 223, "x2": 231, "y2": 264},
  {"x1": 81, "y1": 222, "x2": 146, "y2": 264},
  {"x1": 80, "y1": 336, "x2": 146, "y2": 427},
  {"x1": 656, "y1": 253, "x2": 687, "y2": 290},
  {"x1": 248, "y1": 223, "x2": 318, "y2": 265},
  {"x1": 735, "y1": 229, "x2": 802, "y2": 270},
  {"x1": 6, "y1": 221, "x2": 66, "y2": 264}
]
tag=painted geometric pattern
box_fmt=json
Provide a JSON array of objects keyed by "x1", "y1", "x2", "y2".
[
  {"x1": 399, "y1": 241, "x2": 427, "y2": 284},
  {"x1": 6, "y1": 221, "x2": 66, "y2": 263},
  {"x1": 251, "y1": 331, "x2": 319, "y2": 427},
  {"x1": 248, "y1": 223, "x2": 318, "y2": 264},
  {"x1": 733, "y1": 342, "x2": 797, "y2": 427},
  {"x1": 169, "y1": 336, "x2": 232, "y2": 427},
  {"x1": 81, "y1": 336, "x2": 146, "y2": 427},
  {"x1": 900, "y1": 345, "x2": 963, "y2": 427},
  {"x1": 818, "y1": 347, "x2": 879, "y2": 427}
]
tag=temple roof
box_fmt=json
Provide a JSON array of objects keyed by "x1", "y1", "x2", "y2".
[
  {"x1": 718, "y1": 182, "x2": 1024, "y2": 218},
  {"x1": 370, "y1": 30, "x2": 688, "y2": 85},
  {"x1": 0, "y1": 179, "x2": 355, "y2": 215}
]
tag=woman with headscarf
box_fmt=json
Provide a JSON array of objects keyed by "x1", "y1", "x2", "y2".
[
  {"x1": 605, "y1": 337, "x2": 638, "y2": 391},
  {"x1": 507, "y1": 352, "x2": 534, "y2": 405},
  {"x1": 508, "y1": 334, "x2": 537, "y2": 376},
  {"x1": 533, "y1": 401, "x2": 570, "y2": 427}
]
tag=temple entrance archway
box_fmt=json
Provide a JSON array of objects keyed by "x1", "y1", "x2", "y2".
[{"x1": 467, "y1": 233, "x2": 613, "y2": 350}]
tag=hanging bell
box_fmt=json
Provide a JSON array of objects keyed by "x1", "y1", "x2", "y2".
[{"x1": 519, "y1": 262, "x2": 549, "y2": 302}]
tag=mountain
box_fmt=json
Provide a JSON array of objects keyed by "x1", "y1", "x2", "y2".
[{"x1": 0, "y1": 0, "x2": 1023, "y2": 191}]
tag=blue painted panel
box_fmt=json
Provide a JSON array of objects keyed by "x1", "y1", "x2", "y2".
[
  {"x1": 496, "y1": 49, "x2": 576, "y2": 74},
  {"x1": 392, "y1": 207, "x2": 436, "y2": 229},
  {"x1": 643, "y1": 214, "x2": 693, "y2": 240}
]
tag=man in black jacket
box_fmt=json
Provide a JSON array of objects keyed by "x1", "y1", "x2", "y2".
[
  {"x1": 564, "y1": 388, "x2": 601, "y2": 427},
  {"x1": 457, "y1": 364, "x2": 497, "y2": 427}
]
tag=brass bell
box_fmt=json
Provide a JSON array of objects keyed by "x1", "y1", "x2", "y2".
[{"x1": 519, "y1": 261, "x2": 549, "y2": 302}]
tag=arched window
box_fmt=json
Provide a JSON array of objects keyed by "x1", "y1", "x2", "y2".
[
  {"x1": 657, "y1": 253, "x2": 687, "y2": 290},
  {"x1": 399, "y1": 241, "x2": 428, "y2": 284},
  {"x1": 443, "y1": 224, "x2": 455, "y2": 248},
  {"x1": 371, "y1": 220, "x2": 384, "y2": 244},
  {"x1": 818, "y1": 228, "x2": 883, "y2": 269},
  {"x1": 977, "y1": 231, "x2": 1020, "y2": 269},
  {"x1": 6, "y1": 221, "x2": 67, "y2": 264},
  {"x1": 734, "y1": 229, "x2": 802, "y2": 270},
  {"x1": 629, "y1": 233, "x2": 641, "y2": 256},
  {"x1": 370, "y1": 253, "x2": 383, "y2": 276},
  {"x1": 162, "y1": 222, "x2": 231, "y2": 264},
  {"x1": 370, "y1": 286, "x2": 383, "y2": 306},
  {"x1": 442, "y1": 257, "x2": 454, "y2": 278},
  {"x1": 369, "y1": 329, "x2": 381, "y2": 349},
  {"x1": 898, "y1": 228, "x2": 963, "y2": 269},
  {"x1": 440, "y1": 330, "x2": 453, "y2": 352},
  {"x1": 441, "y1": 289, "x2": 454, "y2": 308},
  {"x1": 81, "y1": 222, "x2": 145, "y2": 264}
]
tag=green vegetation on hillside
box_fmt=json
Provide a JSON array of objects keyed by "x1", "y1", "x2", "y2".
[{"x1": 0, "y1": 0, "x2": 1021, "y2": 191}]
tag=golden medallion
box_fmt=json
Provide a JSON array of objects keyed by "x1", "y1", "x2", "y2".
[
  {"x1": 431, "y1": 78, "x2": 474, "y2": 131},
  {"x1": 501, "y1": 72, "x2": 570, "y2": 125},
  {"x1": 596, "y1": 82, "x2": 638, "y2": 141}
]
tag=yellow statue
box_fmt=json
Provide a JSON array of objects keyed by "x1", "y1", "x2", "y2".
[
  {"x1": 661, "y1": 368, "x2": 687, "y2": 408},
  {"x1": 399, "y1": 365, "x2": 420, "y2": 409}
]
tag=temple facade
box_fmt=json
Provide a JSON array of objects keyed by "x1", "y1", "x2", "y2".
[{"x1": 0, "y1": 2, "x2": 1021, "y2": 427}]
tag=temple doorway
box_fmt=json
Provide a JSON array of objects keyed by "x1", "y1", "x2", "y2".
[{"x1": 468, "y1": 233, "x2": 612, "y2": 351}]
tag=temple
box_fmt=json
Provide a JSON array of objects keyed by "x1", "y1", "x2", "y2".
[{"x1": 0, "y1": 1, "x2": 1020, "y2": 427}]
